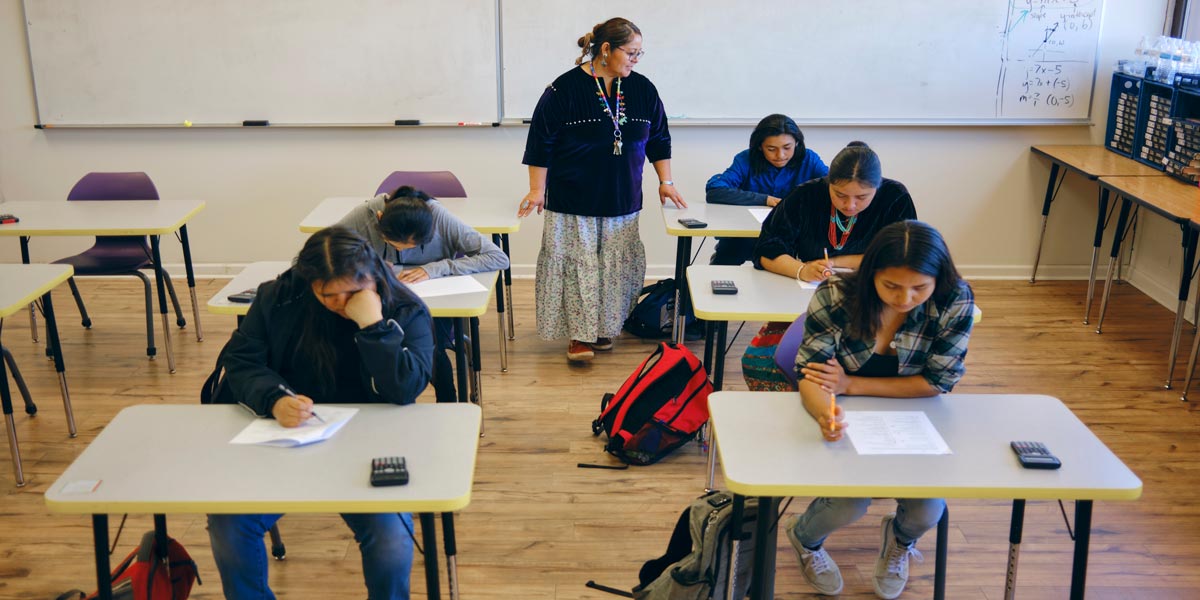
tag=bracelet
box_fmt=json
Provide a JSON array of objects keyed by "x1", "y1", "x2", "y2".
[
  {"x1": 795, "y1": 262, "x2": 805, "y2": 281},
  {"x1": 660, "y1": 180, "x2": 674, "y2": 186}
]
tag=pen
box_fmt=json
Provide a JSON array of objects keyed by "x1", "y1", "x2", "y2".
[
  {"x1": 278, "y1": 383, "x2": 324, "y2": 423},
  {"x1": 829, "y1": 391, "x2": 838, "y2": 434}
]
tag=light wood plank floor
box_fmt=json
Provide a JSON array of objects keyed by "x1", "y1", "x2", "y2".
[{"x1": 1, "y1": 277, "x2": 1198, "y2": 599}]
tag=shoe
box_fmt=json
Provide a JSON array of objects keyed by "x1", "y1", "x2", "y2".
[
  {"x1": 567, "y1": 340, "x2": 594, "y2": 362},
  {"x1": 873, "y1": 513, "x2": 923, "y2": 599},
  {"x1": 784, "y1": 515, "x2": 843, "y2": 595},
  {"x1": 589, "y1": 337, "x2": 613, "y2": 351}
]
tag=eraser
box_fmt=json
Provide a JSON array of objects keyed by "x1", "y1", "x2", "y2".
[
  {"x1": 242, "y1": 120, "x2": 269, "y2": 127},
  {"x1": 394, "y1": 119, "x2": 420, "y2": 126}
]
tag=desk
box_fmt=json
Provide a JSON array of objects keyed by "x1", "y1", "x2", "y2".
[
  {"x1": 46, "y1": 403, "x2": 480, "y2": 600},
  {"x1": 1029, "y1": 146, "x2": 1163, "y2": 323},
  {"x1": 0, "y1": 264, "x2": 75, "y2": 485},
  {"x1": 208, "y1": 263, "x2": 497, "y2": 412},
  {"x1": 0, "y1": 200, "x2": 207, "y2": 374},
  {"x1": 708, "y1": 392, "x2": 1141, "y2": 600},
  {"x1": 1094, "y1": 176, "x2": 1200, "y2": 388},
  {"x1": 300, "y1": 196, "x2": 520, "y2": 372},
  {"x1": 661, "y1": 202, "x2": 765, "y2": 344}
]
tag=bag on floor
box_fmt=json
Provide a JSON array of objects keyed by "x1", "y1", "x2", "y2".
[
  {"x1": 58, "y1": 530, "x2": 201, "y2": 600},
  {"x1": 625, "y1": 279, "x2": 701, "y2": 340},
  {"x1": 632, "y1": 491, "x2": 759, "y2": 600},
  {"x1": 591, "y1": 342, "x2": 712, "y2": 465}
]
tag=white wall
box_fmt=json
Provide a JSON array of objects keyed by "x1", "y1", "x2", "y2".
[{"x1": 0, "y1": 1, "x2": 1175, "y2": 295}]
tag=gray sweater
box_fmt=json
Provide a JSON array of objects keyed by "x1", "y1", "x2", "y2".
[{"x1": 335, "y1": 194, "x2": 510, "y2": 278}]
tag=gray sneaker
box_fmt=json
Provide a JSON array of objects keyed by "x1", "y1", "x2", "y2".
[
  {"x1": 784, "y1": 515, "x2": 844, "y2": 595},
  {"x1": 873, "y1": 513, "x2": 923, "y2": 599}
]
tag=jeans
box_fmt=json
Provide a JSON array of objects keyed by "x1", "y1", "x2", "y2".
[
  {"x1": 790, "y1": 497, "x2": 945, "y2": 548},
  {"x1": 208, "y1": 512, "x2": 414, "y2": 600}
]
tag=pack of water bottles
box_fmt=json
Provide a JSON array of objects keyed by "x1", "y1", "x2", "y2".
[{"x1": 1120, "y1": 35, "x2": 1200, "y2": 83}]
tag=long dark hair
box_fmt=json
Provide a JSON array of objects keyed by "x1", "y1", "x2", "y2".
[
  {"x1": 827, "y1": 141, "x2": 882, "y2": 188},
  {"x1": 292, "y1": 227, "x2": 418, "y2": 394},
  {"x1": 575, "y1": 17, "x2": 641, "y2": 65},
  {"x1": 748, "y1": 114, "x2": 806, "y2": 175},
  {"x1": 840, "y1": 220, "x2": 962, "y2": 340},
  {"x1": 378, "y1": 185, "x2": 435, "y2": 245}
]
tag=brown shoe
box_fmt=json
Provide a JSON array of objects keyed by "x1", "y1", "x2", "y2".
[
  {"x1": 567, "y1": 340, "x2": 595, "y2": 362},
  {"x1": 589, "y1": 337, "x2": 614, "y2": 351}
]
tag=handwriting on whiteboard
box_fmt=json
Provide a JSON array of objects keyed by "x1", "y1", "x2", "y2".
[{"x1": 997, "y1": 0, "x2": 1099, "y2": 118}]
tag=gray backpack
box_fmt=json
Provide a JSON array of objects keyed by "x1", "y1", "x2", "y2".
[{"x1": 632, "y1": 492, "x2": 759, "y2": 600}]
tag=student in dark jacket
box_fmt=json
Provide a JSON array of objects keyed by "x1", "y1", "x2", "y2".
[{"x1": 208, "y1": 227, "x2": 433, "y2": 600}]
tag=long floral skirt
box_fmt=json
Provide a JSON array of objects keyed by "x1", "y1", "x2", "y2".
[{"x1": 535, "y1": 210, "x2": 646, "y2": 341}]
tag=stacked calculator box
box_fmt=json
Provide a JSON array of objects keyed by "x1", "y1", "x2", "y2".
[
  {"x1": 1136, "y1": 82, "x2": 1173, "y2": 169},
  {"x1": 1165, "y1": 117, "x2": 1200, "y2": 183},
  {"x1": 1106, "y1": 74, "x2": 1140, "y2": 155}
]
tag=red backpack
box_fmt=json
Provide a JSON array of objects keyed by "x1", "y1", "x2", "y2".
[
  {"x1": 60, "y1": 531, "x2": 200, "y2": 600},
  {"x1": 592, "y1": 342, "x2": 713, "y2": 465}
]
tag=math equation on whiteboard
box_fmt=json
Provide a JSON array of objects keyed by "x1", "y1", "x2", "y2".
[{"x1": 997, "y1": 0, "x2": 1099, "y2": 119}]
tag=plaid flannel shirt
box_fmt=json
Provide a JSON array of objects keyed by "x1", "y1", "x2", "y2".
[{"x1": 795, "y1": 278, "x2": 975, "y2": 393}]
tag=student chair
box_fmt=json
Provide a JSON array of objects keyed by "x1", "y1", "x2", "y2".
[
  {"x1": 374, "y1": 171, "x2": 467, "y2": 198},
  {"x1": 773, "y1": 313, "x2": 807, "y2": 389},
  {"x1": 52, "y1": 172, "x2": 186, "y2": 360}
]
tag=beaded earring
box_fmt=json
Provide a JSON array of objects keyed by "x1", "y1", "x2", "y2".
[{"x1": 601, "y1": 52, "x2": 608, "y2": 67}]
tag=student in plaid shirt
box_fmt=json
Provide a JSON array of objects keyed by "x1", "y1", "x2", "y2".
[{"x1": 783, "y1": 220, "x2": 974, "y2": 600}]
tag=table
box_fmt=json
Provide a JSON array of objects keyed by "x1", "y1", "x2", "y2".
[
  {"x1": 300, "y1": 196, "x2": 520, "y2": 372},
  {"x1": 0, "y1": 200, "x2": 207, "y2": 374},
  {"x1": 45, "y1": 403, "x2": 481, "y2": 600},
  {"x1": 0, "y1": 264, "x2": 75, "y2": 486},
  {"x1": 1029, "y1": 145, "x2": 1163, "y2": 323},
  {"x1": 708, "y1": 392, "x2": 1142, "y2": 600},
  {"x1": 208, "y1": 262, "x2": 497, "y2": 414},
  {"x1": 661, "y1": 202, "x2": 766, "y2": 343},
  {"x1": 1094, "y1": 176, "x2": 1200, "y2": 389}
]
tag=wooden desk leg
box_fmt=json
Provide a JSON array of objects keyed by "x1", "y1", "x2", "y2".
[
  {"x1": 179, "y1": 225, "x2": 203, "y2": 342},
  {"x1": 1083, "y1": 188, "x2": 1111, "y2": 324},
  {"x1": 453, "y1": 318, "x2": 470, "y2": 404},
  {"x1": 491, "y1": 234, "x2": 508, "y2": 372},
  {"x1": 441, "y1": 513, "x2": 460, "y2": 600},
  {"x1": 1004, "y1": 499, "x2": 1026, "y2": 600},
  {"x1": 671, "y1": 237, "x2": 692, "y2": 345},
  {"x1": 41, "y1": 291, "x2": 76, "y2": 437},
  {"x1": 1, "y1": 346, "x2": 25, "y2": 486},
  {"x1": 93, "y1": 514, "x2": 113, "y2": 600},
  {"x1": 1165, "y1": 227, "x2": 1198, "y2": 389},
  {"x1": 1096, "y1": 199, "x2": 1134, "y2": 334},
  {"x1": 149, "y1": 236, "x2": 177, "y2": 373},
  {"x1": 934, "y1": 505, "x2": 949, "y2": 600},
  {"x1": 1030, "y1": 163, "x2": 1062, "y2": 283},
  {"x1": 501, "y1": 234, "x2": 515, "y2": 342},
  {"x1": 1069, "y1": 501, "x2": 1093, "y2": 600},
  {"x1": 419, "y1": 513, "x2": 442, "y2": 600}
]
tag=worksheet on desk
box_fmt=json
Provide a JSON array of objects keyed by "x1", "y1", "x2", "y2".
[
  {"x1": 843, "y1": 411, "x2": 952, "y2": 455},
  {"x1": 404, "y1": 275, "x2": 487, "y2": 298},
  {"x1": 748, "y1": 207, "x2": 772, "y2": 223}
]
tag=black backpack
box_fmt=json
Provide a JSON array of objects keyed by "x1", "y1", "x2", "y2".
[{"x1": 624, "y1": 280, "x2": 701, "y2": 341}]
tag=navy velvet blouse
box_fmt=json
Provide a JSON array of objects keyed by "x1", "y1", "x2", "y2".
[{"x1": 522, "y1": 67, "x2": 672, "y2": 217}]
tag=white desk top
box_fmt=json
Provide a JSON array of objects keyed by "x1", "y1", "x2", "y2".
[
  {"x1": 708, "y1": 392, "x2": 1142, "y2": 501},
  {"x1": 687, "y1": 264, "x2": 814, "y2": 322},
  {"x1": 0, "y1": 264, "x2": 74, "y2": 318},
  {"x1": 0, "y1": 200, "x2": 205, "y2": 236},
  {"x1": 208, "y1": 262, "x2": 497, "y2": 318},
  {"x1": 299, "y1": 196, "x2": 521, "y2": 235},
  {"x1": 46, "y1": 403, "x2": 481, "y2": 514},
  {"x1": 660, "y1": 200, "x2": 766, "y2": 237}
]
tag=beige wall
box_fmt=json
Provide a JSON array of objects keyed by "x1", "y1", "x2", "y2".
[{"x1": 0, "y1": 1, "x2": 1178, "y2": 305}]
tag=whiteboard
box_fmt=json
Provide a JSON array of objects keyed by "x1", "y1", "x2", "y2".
[
  {"x1": 501, "y1": 1, "x2": 1103, "y2": 124},
  {"x1": 24, "y1": 0, "x2": 500, "y2": 126}
]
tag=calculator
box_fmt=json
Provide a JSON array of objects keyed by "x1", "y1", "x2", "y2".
[
  {"x1": 370, "y1": 456, "x2": 409, "y2": 486},
  {"x1": 1010, "y1": 441, "x2": 1062, "y2": 469},
  {"x1": 711, "y1": 280, "x2": 738, "y2": 295}
]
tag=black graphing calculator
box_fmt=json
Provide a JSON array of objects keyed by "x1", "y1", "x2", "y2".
[
  {"x1": 370, "y1": 456, "x2": 410, "y2": 486},
  {"x1": 1010, "y1": 441, "x2": 1062, "y2": 470},
  {"x1": 711, "y1": 280, "x2": 738, "y2": 295}
]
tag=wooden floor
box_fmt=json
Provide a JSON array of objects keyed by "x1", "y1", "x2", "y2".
[{"x1": 2, "y1": 277, "x2": 1200, "y2": 599}]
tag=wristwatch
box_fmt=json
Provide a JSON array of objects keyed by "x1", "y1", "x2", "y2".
[{"x1": 660, "y1": 180, "x2": 674, "y2": 186}]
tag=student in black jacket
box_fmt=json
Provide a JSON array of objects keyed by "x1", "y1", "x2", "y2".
[{"x1": 207, "y1": 227, "x2": 433, "y2": 600}]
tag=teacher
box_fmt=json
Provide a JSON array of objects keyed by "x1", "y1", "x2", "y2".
[{"x1": 518, "y1": 16, "x2": 685, "y2": 362}]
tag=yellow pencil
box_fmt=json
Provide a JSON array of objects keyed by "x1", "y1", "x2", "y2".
[{"x1": 829, "y1": 391, "x2": 838, "y2": 433}]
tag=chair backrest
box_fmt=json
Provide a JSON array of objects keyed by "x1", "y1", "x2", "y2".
[
  {"x1": 68, "y1": 172, "x2": 159, "y2": 201},
  {"x1": 773, "y1": 312, "x2": 808, "y2": 388},
  {"x1": 375, "y1": 171, "x2": 466, "y2": 198}
]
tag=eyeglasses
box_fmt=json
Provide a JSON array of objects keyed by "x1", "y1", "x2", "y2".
[{"x1": 618, "y1": 47, "x2": 646, "y2": 59}]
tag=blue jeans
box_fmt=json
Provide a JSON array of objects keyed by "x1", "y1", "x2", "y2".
[
  {"x1": 208, "y1": 512, "x2": 414, "y2": 600},
  {"x1": 790, "y1": 497, "x2": 945, "y2": 548}
]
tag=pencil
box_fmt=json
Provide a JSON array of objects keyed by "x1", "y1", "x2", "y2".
[
  {"x1": 829, "y1": 391, "x2": 837, "y2": 433},
  {"x1": 278, "y1": 383, "x2": 324, "y2": 423}
]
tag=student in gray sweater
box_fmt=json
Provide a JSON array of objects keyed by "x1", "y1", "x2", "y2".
[{"x1": 336, "y1": 186, "x2": 510, "y2": 402}]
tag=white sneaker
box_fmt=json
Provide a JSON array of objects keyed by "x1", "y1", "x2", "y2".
[
  {"x1": 873, "y1": 513, "x2": 923, "y2": 599},
  {"x1": 784, "y1": 515, "x2": 844, "y2": 595}
]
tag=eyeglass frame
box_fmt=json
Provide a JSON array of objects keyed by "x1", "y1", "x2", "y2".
[{"x1": 617, "y1": 46, "x2": 646, "y2": 59}]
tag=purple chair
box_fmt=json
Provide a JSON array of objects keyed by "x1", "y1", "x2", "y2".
[
  {"x1": 773, "y1": 312, "x2": 808, "y2": 388},
  {"x1": 375, "y1": 171, "x2": 467, "y2": 198},
  {"x1": 52, "y1": 172, "x2": 186, "y2": 360}
]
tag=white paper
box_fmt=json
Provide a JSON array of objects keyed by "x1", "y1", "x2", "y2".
[
  {"x1": 796, "y1": 279, "x2": 819, "y2": 290},
  {"x1": 61, "y1": 479, "x2": 102, "y2": 494},
  {"x1": 843, "y1": 411, "x2": 952, "y2": 455},
  {"x1": 405, "y1": 275, "x2": 487, "y2": 298},
  {"x1": 230, "y1": 405, "x2": 358, "y2": 447},
  {"x1": 748, "y1": 207, "x2": 773, "y2": 223}
]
